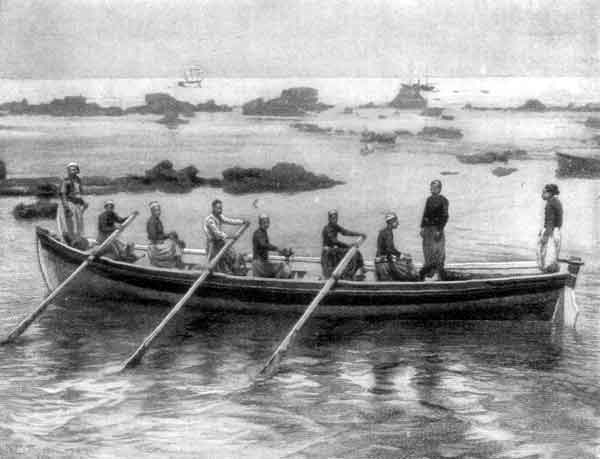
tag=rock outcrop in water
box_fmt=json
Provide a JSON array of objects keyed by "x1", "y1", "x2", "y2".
[
  {"x1": 1, "y1": 160, "x2": 343, "y2": 201},
  {"x1": 0, "y1": 94, "x2": 233, "y2": 117},
  {"x1": 13, "y1": 184, "x2": 59, "y2": 219},
  {"x1": 290, "y1": 122, "x2": 333, "y2": 134},
  {"x1": 242, "y1": 88, "x2": 333, "y2": 116},
  {"x1": 156, "y1": 110, "x2": 189, "y2": 128},
  {"x1": 464, "y1": 100, "x2": 600, "y2": 112},
  {"x1": 421, "y1": 107, "x2": 444, "y2": 117},
  {"x1": 0, "y1": 160, "x2": 222, "y2": 197},
  {"x1": 515, "y1": 99, "x2": 547, "y2": 111},
  {"x1": 456, "y1": 149, "x2": 527, "y2": 164},
  {"x1": 195, "y1": 99, "x2": 233, "y2": 112},
  {"x1": 492, "y1": 167, "x2": 518, "y2": 177},
  {"x1": 13, "y1": 200, "x2": 58, "y2": 219},
  {"x1": 360, "y1": 130, "x2": 397, "y2": 143},
  {"x1": 0, "y1": 96, "x2": 124, "y2": 116},
  {"x1": 126, "y1": 93, "x2": 197, "y2": 117},
  {"x1": 221, "y1": 162, "x2": 343, "y2": 194},
  {"x1": 418, "y1": 126, "x2": 463, "y2": 139},
  {"x1": 389, "y1": 85, "x2": 427, "y2": 109},
  {"x1": 584, "y1": 117, "x2": 600, "y2": 128}
]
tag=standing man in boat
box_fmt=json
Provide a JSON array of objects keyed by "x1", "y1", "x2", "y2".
[
  {"x1": 321, "y1": 209, "x2": 367, "y2": 280},
  {"x1": 59, "y1": 162, "x2": 88, "y2": 243},
  {"x1": 97, "y1": 200, "x2": 137, "y2": 261},
  {"x1": 374, "y1": 213, "x2": 418, "y2": 281},
  {"x1": 419, "y1": 180, "x2": 449, "y2": 281},
  {"x1": 146, "y1": 201, "x2": 185, "y2": 268},
  {"x1": 204, "y1": 199, "x2": 248, "y2": 275},
  {"x1": 251, "y1": 214, "x2": 293, "y2": 278},
  {"x1": 537, "y1": 183, "x2": 563, "y2": 273}
]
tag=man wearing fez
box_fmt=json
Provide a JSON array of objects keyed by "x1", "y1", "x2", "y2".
[
  {"x1": 419, "y1": 180, "x2": 449, "y2": 281},
  {"x1": 374, "y1": 213, "x2": 418, "y2": 281},
  {"x1": 252, "y1": 214, "x2": 293, "y2": 278},
  {"x1": 97, "y1": 200, "x2": 137, "y2": 262},
  {"x1": 146, "y1": 201, "x2": 185, "y2": 269}
]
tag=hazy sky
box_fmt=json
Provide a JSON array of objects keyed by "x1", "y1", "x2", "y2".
[{"x1": 1, "y1": 0, "x2": 598, "y2": 78}]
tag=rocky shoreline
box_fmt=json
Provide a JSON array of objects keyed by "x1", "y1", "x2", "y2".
[
  {"x1": 0, "y1": 93, "x2": 233, "y2": 117},
  {"x1": 2, "y1": 160, "x2": 344, "y2": 218},
  {"x1": 464, "y1": 99, "x2": 600, "y2": 112}
]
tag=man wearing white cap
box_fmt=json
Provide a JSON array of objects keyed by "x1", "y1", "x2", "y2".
[
  {"x1": 97, "y1": 200, "x2": 137, "y2": 261},
  {"x1": 59, "y1": 162, "x2": 88, "y2": 242},
  {"x1": 321, "y1": 209, "x2": 367, "y2": 280},
  {"x1": 146, "y1": 201, "x2": 185, "y2": 268},
  {"x1": 251, "y1": 214, "x2": 293, "y2": 278},
  {"x1": 374, "y1": 213, "x2": 418, "y2": 281}
]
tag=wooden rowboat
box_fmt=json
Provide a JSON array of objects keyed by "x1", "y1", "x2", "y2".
[{"x1": 35, "y1": 226, "x2": 583, "y2": 320}]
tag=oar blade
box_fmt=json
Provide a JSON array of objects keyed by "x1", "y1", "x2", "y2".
[
  {"x1": 119, "y1": 222, "x2": 250, "y2": 370},
  {"x1": 256, "y1": 236, "x2": 365, "y2": 379},
  {"x1": 258, "y1": 349, "x2": 286, "y2": 379},
  {"x1": 1, "y1": 212, "x2": 138, "y2": 345}
]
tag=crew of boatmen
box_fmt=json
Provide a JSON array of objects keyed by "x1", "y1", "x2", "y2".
[{"x1": 59, "y1": 162, "x2": 562, "y2": 280}]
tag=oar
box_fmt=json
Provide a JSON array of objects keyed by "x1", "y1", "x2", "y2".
[
  {"x1": 121, "y1": 221, "x2": 250, "y2": 370},
  {"x1": 258, "y1": 236, "x2": 365, "y2": 379},
  {"x1": 1, "y1": 211, "x2": 139, "y2": 345}
]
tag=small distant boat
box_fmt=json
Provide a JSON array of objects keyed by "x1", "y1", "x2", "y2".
[
  {"x1": 360, "y1": 144, "x2": 375, "y2": 155},
  {"x1": 177, "y1": 66, "x2": 204, "y2": 88},
  {"x1": 411, "y1": 79, "x2": 436, "y2": 92},
  {"x1": 481, "y1": 90, "x2": 490, "y2": 94},
  {"x1": 556, "y1": 152, "x2": 600, "y2": 178}
]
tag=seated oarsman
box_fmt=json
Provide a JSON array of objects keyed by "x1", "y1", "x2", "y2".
[
  {"x1": 252, "y1": 214, "x2": 293, "y2": 278},
  {"x1": 374, "y1": 213, "x2": 419, "y2": 281},
  {"x1": 146, "y1": 201, "x2": 185, "y2": 269},
  {"x1": 204, "y1": 199, "x2": 248, "y2": 275},
  {"x1": 321, "y1": 209, "x2": 367, "y2": 280},
  {"x1": 96, "y1": 200, "x2": 137, "y2": 262}
]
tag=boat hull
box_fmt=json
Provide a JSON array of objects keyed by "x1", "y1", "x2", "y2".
[
  {"x1": 556, "y1": 152, "x2": 600, "y2": 177},
  {"x1": 37, "y1": 228, "x2": 566, "y2": 320}
]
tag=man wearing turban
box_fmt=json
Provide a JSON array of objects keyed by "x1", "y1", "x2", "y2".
[{"x1": 59, "y1": 162, "x2": 88, "y2": 244}]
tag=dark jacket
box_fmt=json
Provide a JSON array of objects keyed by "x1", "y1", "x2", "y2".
[
  {"x1": 253, "y1": 227, "x2": 278, "y2": 261},
  {"x1": 544, "y1": 196, "x2": 563, "y2": 232},
  {"x1": 421, "y1": 194, "x2": 449, "y2": 230},
  {"x1": 97, "y1": 210, "x2": 125, "y2": 242},
  {"x1": 376, "y1": 227, "x2": 401, "y2": 258},
  {"x1": 322, "y1": 222, "x2": 359, "y2": 249},
  {"x1": 147, "y1": 215, "x2": 168, "y2": 243}
]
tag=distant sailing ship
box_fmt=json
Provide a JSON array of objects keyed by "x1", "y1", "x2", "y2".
[
  {"x1": 411, "y1": 78, "x2": 436, "y2": 92},
  {"x1": 177, "y1": 66, "x2": 204, "y2": 88}
]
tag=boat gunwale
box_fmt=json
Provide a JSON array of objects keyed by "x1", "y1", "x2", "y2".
[{"x1": 36, "y1": 226, "x2": 569, "y2": 294}]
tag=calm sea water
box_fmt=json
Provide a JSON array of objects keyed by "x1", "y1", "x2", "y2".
[{"x1": 0, "y1": 78, "x2": 599, "y2": 458}]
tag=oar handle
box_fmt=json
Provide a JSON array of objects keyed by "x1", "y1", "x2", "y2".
[
  {"x1": 206, "y1": 221, "x2": 250, "y2": 271},
  {"x1": 330, "y1": 236, "x2": 366, "y2": 280},
  {"x1": 1, "y1": 211, "x2": 139, "y2": 345},
  {"x1": 89, "y1": 211, "x2": 139, "y2": 259},
  {"x1": 121, "y1": 220, "x2": 250, "y2": 370}
]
